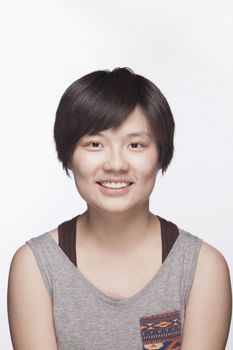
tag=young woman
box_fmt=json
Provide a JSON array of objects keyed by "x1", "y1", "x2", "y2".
[{"x1": 8, "y1": 68, "x2": 232, "y2": 349}]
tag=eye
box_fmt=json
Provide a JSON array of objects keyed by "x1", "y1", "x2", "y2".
[
  {"x1": 87, "y1": 142, "x2": 103, "y2": 149},
  {"x1": 129, "y1": 142, "x2": 144, "y2": 149}
]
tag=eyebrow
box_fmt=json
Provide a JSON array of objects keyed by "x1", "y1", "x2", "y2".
[{"x1": 88, "y1": 131, "x2": 153, "y2": 139}]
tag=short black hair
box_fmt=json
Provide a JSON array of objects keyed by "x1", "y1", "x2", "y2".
[{"x1": 54, "y1": 67, "x2": 175, "y2": 176}]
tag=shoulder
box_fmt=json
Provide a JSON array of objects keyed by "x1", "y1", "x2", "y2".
[
  {"x1": 8, "y1": 243, "x2": 47, "y2": 302},
  {"x1": 9, "y1": 227, "x2": 59, "y2": 293},
  {"x1": 8, "y1": 243, "x2": 53, "y2": 323},
  {"x1": 181, "y1": 240, "x2": 232, "y2": 348},
  {"x1": 10, "y1": 243, "x2": 36, "y2": 272},
  {"x1": 25, "y1": 227, "x2": 59, "y2": 246},
  {"x1": 47, "y1": 228, "x2": 58, "y2": 244},
  {"x1": 178, "y1": 228, "x2": 230, "y2": 282},
  {"x1": 9, "y1": 242, "x2": 46, "y2": 288},
  {"x1": 197, "y1": 241, "x2": 230, "y2": 278},
  {"x1": 187, "y1": 238, "x2": 231, "y2": 297},
  {"x1": 194, "y1": 240, "x2": 232, "y2": 300}
]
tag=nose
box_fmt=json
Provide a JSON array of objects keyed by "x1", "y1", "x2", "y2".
[{"x1": 103, "y1": 147, "x2": 129, "y2": 172}]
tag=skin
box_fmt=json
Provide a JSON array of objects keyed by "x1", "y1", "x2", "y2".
[
  {"x1": 69, "y1": 104, "x2": 160, "y2": 252},
  {"x1": 7, "y1": 105, "x2": 232, "y2": 348}
]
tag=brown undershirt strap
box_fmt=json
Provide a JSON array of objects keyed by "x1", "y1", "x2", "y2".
[
  {"x1": 58, "y1": 215, "x2": 179, "y2": 267},
  {"x1": 156, "y1": 216, "x2": 179, "y2": 263},
  {"x1": 58, "y1": 215, "x2": 79, "y2": 267}
]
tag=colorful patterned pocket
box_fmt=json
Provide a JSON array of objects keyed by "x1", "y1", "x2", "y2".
[{"x1": 139, "y1": 309, "x2": 182, "y2": 350}]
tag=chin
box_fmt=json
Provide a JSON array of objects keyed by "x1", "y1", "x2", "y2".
[{"x1": 98, "y1": 202, "x2": 144, "y2": 214}]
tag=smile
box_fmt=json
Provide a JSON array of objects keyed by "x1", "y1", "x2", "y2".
[
  {"x1": 98, "y1": 181, "x2": 132, "y2": 189},
  {"x1": 96, "y1": 182, "x2": 133, "y2": 196}
]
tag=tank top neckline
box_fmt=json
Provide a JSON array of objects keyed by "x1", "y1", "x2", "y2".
[{"x1": 44, "y1": 216, "x2": 184, "y2": 306}]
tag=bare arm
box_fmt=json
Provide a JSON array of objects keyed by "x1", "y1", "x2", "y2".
[
  {"x1": 7, "y1": 244, "x2": 58, "y2": 349},
  {"x1": 181, "y1": 242, "x2": 232, "y2": 349}
]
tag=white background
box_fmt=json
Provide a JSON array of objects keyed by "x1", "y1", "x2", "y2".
[{"x1": 1, "y1": 0, "x2": 232, "y2": 348}]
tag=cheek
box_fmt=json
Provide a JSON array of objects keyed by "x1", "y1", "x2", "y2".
[
  {"x1": 138, "y1": 164, "x2": 158, "y2": 184},
  {"x1": 135, "y1": 149, "x2": 159, "y2": 177},
  {"x1": 71, "y1": 153, "x2": 97, "y2": 200},
  {"x1": 72, "y1": 152, "x2": 99, "y2": 178}
]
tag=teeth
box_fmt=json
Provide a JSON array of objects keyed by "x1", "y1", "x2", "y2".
[{"x1": 100, "y1": 182, "x2": 130, "y2": 188}]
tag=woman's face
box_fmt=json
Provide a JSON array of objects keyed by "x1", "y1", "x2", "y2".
[{"x1": 70, "y1": 105, "x2": 160, "y2": 214}]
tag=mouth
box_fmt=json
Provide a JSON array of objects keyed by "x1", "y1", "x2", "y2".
[
  {"x1": 97, "y1": 181, "x2": 133, "y2": 190},
  {"x1": 95, "y1": 182, "x2": 134, "y2": 196}
]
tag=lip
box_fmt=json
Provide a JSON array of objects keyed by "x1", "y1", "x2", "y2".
[
  {"x1": 97, "y1": 180, "x2": 133, "y2": 183},
  {"x1": 96, "y1": 182, "x2": 133, "y2": 197}
]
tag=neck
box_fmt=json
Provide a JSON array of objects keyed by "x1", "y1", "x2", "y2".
[{"x1": 79, "y1": 206, "x2": 159, "y2": 253}]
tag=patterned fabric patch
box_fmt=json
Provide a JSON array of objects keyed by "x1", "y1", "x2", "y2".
[{"x1": 139, "y1": 309, "x2": 182, "y2": 350}]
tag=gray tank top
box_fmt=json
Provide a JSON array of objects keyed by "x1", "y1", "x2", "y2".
[{"x1": 26, "y1": 216, "x2": 203, "y2": 350}]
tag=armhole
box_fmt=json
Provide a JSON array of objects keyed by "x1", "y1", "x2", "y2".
[
  {"x1": 26, "y1": 238, "x2": 53, "y2": 298},
  {"x1": 180, "y1": 232, "x2": 204, "y2": 306}
]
